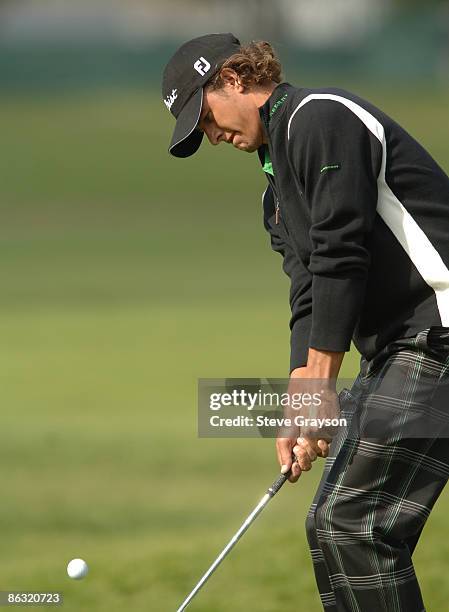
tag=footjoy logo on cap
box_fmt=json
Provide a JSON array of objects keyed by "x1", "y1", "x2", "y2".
[
  {"x1": 193, "y1": 57, "x2": 211, "y2": 77},
  {"x1": 164, "y1": 88, "x2": 178, "y2": 112}
]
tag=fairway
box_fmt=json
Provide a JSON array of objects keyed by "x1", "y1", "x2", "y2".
[{"x1": 1, "y1": 87, "x2": 448, "y2": 611}]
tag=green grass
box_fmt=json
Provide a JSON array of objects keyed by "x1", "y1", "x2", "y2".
[{"x1": 0, "y1": 86, "x2": 448, "y2": 611}]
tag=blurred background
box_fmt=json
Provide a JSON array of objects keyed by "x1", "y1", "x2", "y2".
[{"x1": 0, "y1": 1, "x2": 448, "y2": 610}]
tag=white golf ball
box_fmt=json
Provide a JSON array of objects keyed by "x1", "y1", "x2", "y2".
[{"x1": 67, "y1": 558, "x2": 88, "y2": 580}]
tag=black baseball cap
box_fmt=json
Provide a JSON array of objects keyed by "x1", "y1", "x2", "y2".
[{"x1": 162, "y1": 33, "x2": 241, "y2": 158}]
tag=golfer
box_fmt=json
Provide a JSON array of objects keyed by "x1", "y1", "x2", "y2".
[{"x1": 162, "y1": 34, "x2": 449, "y2": 611}]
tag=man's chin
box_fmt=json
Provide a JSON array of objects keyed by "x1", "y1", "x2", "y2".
[{"x1": 233, "y1": 142, "x2": 257, "y2": 153}]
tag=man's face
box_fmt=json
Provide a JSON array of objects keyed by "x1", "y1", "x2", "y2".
[{"x1": 197, "y1": 82, "x2": 266, "y2": 153}]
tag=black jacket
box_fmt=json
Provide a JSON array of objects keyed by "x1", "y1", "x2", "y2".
[{"x1": 259, "y1": 82, "x2": 449, "y2": 371}]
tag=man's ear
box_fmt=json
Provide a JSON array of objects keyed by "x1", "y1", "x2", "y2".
[{"x1": 219, "y1": 68, "x2": 245, "y2": 92}]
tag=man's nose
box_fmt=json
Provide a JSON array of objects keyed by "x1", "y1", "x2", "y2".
[{"x1": 206, "y1": 125, "x2": 226, "y2": 146}]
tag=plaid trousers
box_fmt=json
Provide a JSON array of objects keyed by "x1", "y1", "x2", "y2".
[{"x1": 306, "y1": 327, "x2": 449, "y2": 612}]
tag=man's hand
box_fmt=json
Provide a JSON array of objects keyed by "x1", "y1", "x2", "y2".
[
  {"x1": 276, "y1": 436, "x2": 330, "y2": 482},
  {"x1": 275, "y1": 365, "x2": 331, "y2": 483},
  {"x1": 298, "y1": 385, "x2": 341, "y2": 440},
  {"x1": 291, "y1": 349, "x2": 344, "y2": 442},
  {"x1": 276, "y1": 436, "x2": 302, "y2": 482},
  {"x1": 275, "y1": 349, "x2": 344, "y2": 482},
  {"x1": 293, "y1": 437, "x2": 330, "y2": 470}
]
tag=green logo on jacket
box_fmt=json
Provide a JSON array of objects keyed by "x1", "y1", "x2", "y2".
[
  {"x1": 320, "y1": 163, "x2": 341, "y2": 174},
  {"x1": 269, "y1": 94, "x2": 288, "y2": 119}
]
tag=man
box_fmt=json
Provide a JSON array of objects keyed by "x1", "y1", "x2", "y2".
[{"x1": 162, "y1": 33, "x2": 449, "y2": 611}]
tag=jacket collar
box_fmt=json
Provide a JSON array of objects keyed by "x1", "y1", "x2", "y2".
[
  {"x1": 259, "y1": 82, "x2": 294, "y2": 130},
  {"x1": 258, "y1": 82, "x2": 295, "y2": 169}
]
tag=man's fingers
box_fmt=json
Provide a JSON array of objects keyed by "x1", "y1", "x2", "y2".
[
  {"x1": 276, "y1": 437, "x2": 302, "y2": 482},
  {"x1": 293, "y1": 444, "x2": 312, "y2": 471},
  {"x1": 276, "y1": 437, "x2": 293, "y2": 474},
  {"x1": 317, "y1": 439, "x2": 330, "y2": 458},
  {"x1": 297, "y1": 437, "x2": 317, "y2": 462},
  {"x1": 293, "y1": 436, "x2": 332, "y2": 470},
  {"x1": 288, "y1": 460, "x2": 301, "y2": 483},
  {"x1": 297, "y1": 436, "x2": 331, "y2": 459}
]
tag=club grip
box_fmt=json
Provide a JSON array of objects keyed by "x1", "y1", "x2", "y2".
[{"x1": 267, "y1": 470, "x2": 290, "y2": 497}]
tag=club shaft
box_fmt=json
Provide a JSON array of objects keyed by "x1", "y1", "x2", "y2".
[
  {"x1": 176, "y1": 468, "x2": 291, "y2": 612},
  {"x1": 176, "y1": 492, "x2": 270, "y2": 612}
]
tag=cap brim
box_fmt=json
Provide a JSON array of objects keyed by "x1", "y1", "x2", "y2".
[{"x1": 169, "y1": 88, "x2": 204, "y2": 158}]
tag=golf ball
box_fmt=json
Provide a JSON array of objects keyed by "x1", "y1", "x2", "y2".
[{"x1": 67, "y1": 558, "x2": 88, "y2": 580}]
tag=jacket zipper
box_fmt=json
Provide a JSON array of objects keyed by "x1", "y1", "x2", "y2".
[
  {"x1": 266, "y1": 171, "x2": 281, "y2": 225},
  {"x1": 261, "y1": 114, "x2": 281, "y2": 224}
]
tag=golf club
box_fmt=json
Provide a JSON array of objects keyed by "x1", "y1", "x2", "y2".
[{"x1": 176, "y1": 462, "x2": 295, "y2": 611}]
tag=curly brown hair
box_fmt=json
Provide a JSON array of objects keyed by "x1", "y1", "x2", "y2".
[{"x1": 208, "y1": 41, "x2": 283, "y2": 90}]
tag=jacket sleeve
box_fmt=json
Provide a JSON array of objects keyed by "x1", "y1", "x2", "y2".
[
  {"x1": 287, "y1": 99, "x2": 382, "y2": 353},
  {"x1": 262, "y1": 184, "x2": 312, "y2": 370}
]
